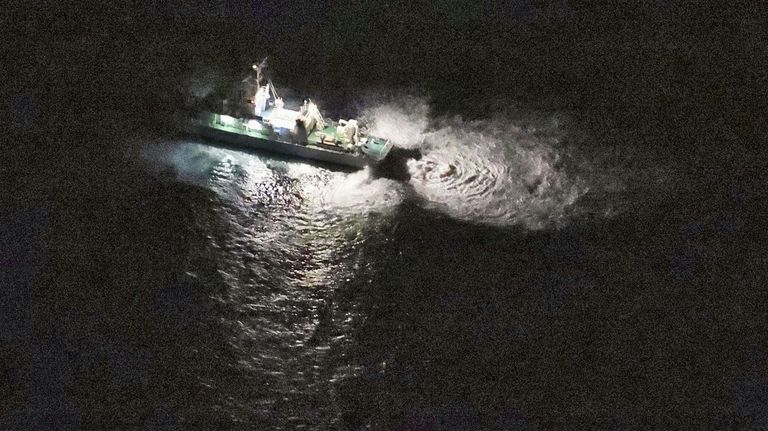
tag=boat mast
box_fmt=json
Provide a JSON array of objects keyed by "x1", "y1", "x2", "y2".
[{"x1": 252, "y1": 58, "x2": 268, "y2": 87}]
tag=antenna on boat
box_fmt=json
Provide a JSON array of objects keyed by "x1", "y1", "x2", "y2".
[
  {"x1": 251, "y1": 57, "x2": 268, "y2": 87},
  {"x1": 268, "y1": 80, "x2": 279, "y2": 100},
  {"x1": 251, "y1": 58, "x2": 284, "y2": 109}
]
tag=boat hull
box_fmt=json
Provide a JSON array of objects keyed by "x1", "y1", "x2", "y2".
[
  {"x1": 181, "y1": 110, "x2": 394, "y2": 169},
  {"x1": 191, "y1": 122, "x2": 371, "y2": 168}
]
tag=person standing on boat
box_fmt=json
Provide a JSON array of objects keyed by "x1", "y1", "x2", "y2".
[
  {"x1": 338, "y1": 119, "x2": 359, "y2": 148},
  {"x1": 293, "y1": 99, "x2": 310, "y2": 144},
  {"x1": 297, "y1": 99, "x2": 324, "y2": 132}
]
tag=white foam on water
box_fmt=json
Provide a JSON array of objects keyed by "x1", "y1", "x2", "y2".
[
  {"x1": 363, "y1": 96, "x2": 589, "y2": 229},
  {"x1": 141, "y1": 141, "x2": 404, "y2": 224}
]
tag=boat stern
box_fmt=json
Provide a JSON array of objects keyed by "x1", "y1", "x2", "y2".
[{"x1": 361, "y1": 136, "x2": 394, "y2": 162}]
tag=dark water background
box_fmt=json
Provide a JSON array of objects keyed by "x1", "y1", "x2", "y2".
[{"x1": 3, "y1": 3, "x2": 768, "y2": 429}]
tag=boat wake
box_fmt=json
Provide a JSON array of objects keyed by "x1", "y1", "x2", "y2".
[
  {"x1": 363, "y1": 98, "x2": 588, "y2": 229},
  {"x1": 142, "y1": 95, "x2": 643, "y2": 230},
  {"x1": 140, "y1": 141, "x2": 404, "y2": 223}
]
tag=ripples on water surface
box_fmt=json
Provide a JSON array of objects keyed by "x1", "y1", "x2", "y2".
[
  {"x1": 143, "y1": 140, "x2": 407, "y2": 427},
  {"x1": 406, "y1": 120, "x2": 585, "y2": 229},
  {"x1": 136, "y1": 100, "x2": 675, "y2": 428}
]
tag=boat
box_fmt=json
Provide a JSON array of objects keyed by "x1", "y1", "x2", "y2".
[{"x1": 183, "y1": 62, "x2": 394, "y2": 169}]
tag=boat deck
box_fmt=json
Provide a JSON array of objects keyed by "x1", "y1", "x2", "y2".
[
  {"x1": 196, "y1": 112, "x2": 349, "y2": 152},
  {"x1": 194, "y1": 111, "x2": 392, "y2": 163}
]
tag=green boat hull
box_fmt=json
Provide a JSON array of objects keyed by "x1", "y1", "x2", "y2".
[{"x1": 187, "y1": 111, "x2": 393, "y2": 169}]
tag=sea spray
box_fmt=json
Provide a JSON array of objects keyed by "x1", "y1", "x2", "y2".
[
  {"x1": 362, "y1": 96, "x2": 588, "y2": 229},
  {"x1": 144, "y1": 95, "x2": 614, "y2": 229}
]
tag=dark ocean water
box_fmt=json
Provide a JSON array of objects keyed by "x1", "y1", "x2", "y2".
[
  {"x1": 4, "y1": 7, "x2": 768, "y2": 424},
  {"x1": 3, "y1": 90, "x2": 767, "y2": 430}
]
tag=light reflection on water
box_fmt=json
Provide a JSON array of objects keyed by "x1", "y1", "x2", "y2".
[
  {"x1": 143, "y1": 141, "x2": 396, "y2": 427},
  {"x1": 137, "y1": 104, "x2": 651, "y2": 425}
]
